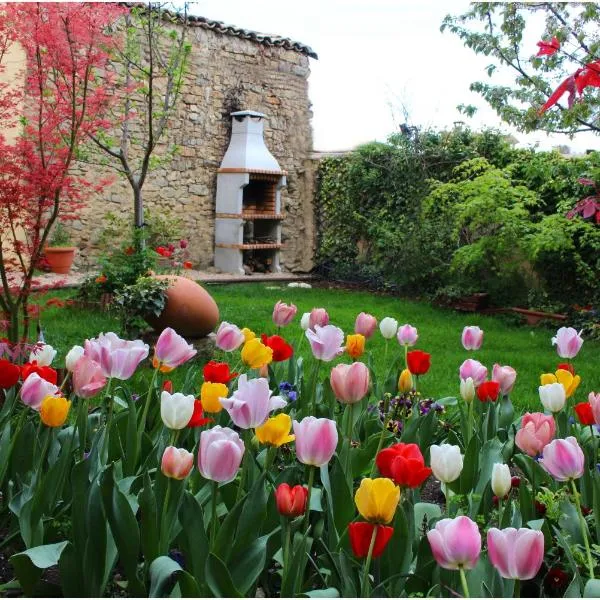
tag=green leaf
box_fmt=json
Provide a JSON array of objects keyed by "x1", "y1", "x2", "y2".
[
  {"x1": 302, "y1": 588, "x2": 341, "y2": 597},
  {"x1": 232, "y1": 473, "x2": 268, "y2": 559},
  {"x1": 10, "y1": 541, "x2": 70, "y2": 597},
  {"x1": 205, "y1": 553, "x2": 242, "y2": 598},
  {"x1": 178, "y1": 491, "x2": 210, "y2": 588},
  {"x1": 584, "y1": 579, "x2": 600, "y2": 598},
  {"x1": 139, "y1": 471, "x2": 159, "y2": 565},
  {"x1": 413, "y1": 502, "x2": 441, "y2": 538},
  {"x1": 230, "y1": 532, "x2": 275, "y2": 595},
  {"x1": 149, "y1": 556, "x2": 201, "y2": 598}
]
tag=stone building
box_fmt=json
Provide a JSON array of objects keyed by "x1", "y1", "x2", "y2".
[{"x1": 74, "y1": 13, "x2": 318, "y2": 274}]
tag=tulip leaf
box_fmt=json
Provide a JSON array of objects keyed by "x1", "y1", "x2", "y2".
[
  {"x1": 553, "y1": 526, "x2": 583, "y2": 592},
  {"x1": 281, "y1": 530, "x2": 313, "y2": 597},
  {"x1": 413, "y1": 502, "x2": 441, "y2": 538},
  {"x1": 230, "y1": 532, "x2": 275, "y2": 595},
  {"x1": 179, "y1": 491, "x2": 209, "y2": 587},
  {"x1": 0, "y1": 420, "x2": 12, "y2": 488},
  {"x1": 328, "y1": 457, "x2": 355, "y2": 537},
  {"x1": 213, "y1": 490, "x2": 246, "y2": 562},
  {"x1": 436, "y1": 396, "x2": 457, "y2": 406},
  {"x1": 139, "y1": 470, "x2": 159, "y2": 565},
  {"x1": 449, "y1": 434, "x2": 479, "y2": 495},
  {"x1": 584, "y1": 579, "x2": 600, "y2": 598},
  {"x1": 149, "y1": 555, "x2": 201, "y2": 598},
  {"x1": 302, "y1": 588, "x2": 341, "y2": 597},
  {"x1": 205, "y1": 553, "x2": 243, "y2": 598},
  {"x1": 594, "y1": 472, "x2": 600, "y2": 542},
  {"x1": 10, "y1": 541, "x2": 70, "y2": 597},
  {"x1": 232, "y1": 473, "x2": 268, "y2": 560}
]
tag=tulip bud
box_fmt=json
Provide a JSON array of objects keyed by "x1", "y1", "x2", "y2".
[
  {"x1": 430, "y1": 444, "x2": 463, "y2": 483},
  {"x1": 539, "y1": 382, "x2": 566, "y2": 413},
  {"x1": 427, "y1": 516, "x2": 481, "y2": 571},
  {"x1": 65, "y1": 345, "x2": 85, "y2": 372},
  {"x1": 379, "y1": 317, "x2": 398, "y2": 340},
  {"x1": 354, "y1": 312, "x2": 377, "y2": 338},
  {"x1": 398, "y1": 369, "x2": 413, "y2": 393},
  {"x1": 40, "y1": 395, "x2": 71, "y2": 427},
  {"x1": 461, "y1": 326, "x2": 483, "y2": 351},
  {"x1": 275, "y1": 483, "x2": 308, "y2": 518},
  {"x1": 300, "y1": 312, "x2": 311, "y2": 331},
  {"x1": 460, "y1": 377, "x2": 475, "y2": 403},
  {"x1": 491, "y1": 463, "x2": 511, "y2": 498},
  {"x1": 551, "y1": 327, "x2": 583, "y2": 359},
  {"x1": 308, "y1": 308, "x2": 329, "y2": 330},
  {"x1": 30, "y1": 343, "x2": 57, "y2": 367},
  {"x1": 160, "y1": 391, "x2": 195, "y2": 430},
  {"x1": 161, "y1": 446, "x2": 194, "y2": 480},
  {"x1": 397, "y1": 324, "x2": 418, "y2": 346}
]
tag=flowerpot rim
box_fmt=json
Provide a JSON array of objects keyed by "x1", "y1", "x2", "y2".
[{"x1": 45, "y1": 246, "x2": 77, "y2": 252}]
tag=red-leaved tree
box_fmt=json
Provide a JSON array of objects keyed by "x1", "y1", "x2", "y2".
[{"x1": 0, "y1": 3, "x2": 127, "y2": 344}]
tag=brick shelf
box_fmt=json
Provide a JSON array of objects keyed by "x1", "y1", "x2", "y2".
[{"x1": 215, "y1": 242, "x2": 283, "y2": 250}]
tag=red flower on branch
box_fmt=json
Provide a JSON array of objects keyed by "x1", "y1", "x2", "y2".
[
  {"x1": 203, "y1": 360, "x2": 237, "y2": 384},
  {"x1": 21, "y1": 361, "x2": 58, "y2": 385},
  {"x1": 476, "y1": 380, "x2": 500, "y2": 402},
  {"x1": 536, "y1": 36, "x2": 560, "y2": 57},
  {"x1": 261, "y1": 334, "x2": 294, "y2": 362},
  {"x1": 376, "y1": 443, "x2": 432, "y2": 488},
  {"x1": 348, "y1": 523, "x2": 394, "y2": 558},
  {"x1": 406, "y1": 350, "x2": 431, "y2": 375},
  {"x1": 539, "y1": 60, "x2": 600, "y2": 114},
  {"x1": 0, "y1": 359, "x2": 20, "y2": 389},
  {"x1": 155, "y1": 246, "x2": 173, "y2": 258}
]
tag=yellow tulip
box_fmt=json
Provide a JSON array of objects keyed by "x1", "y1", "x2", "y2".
[
  {"x1": 540, "y1": 369, "x2": 581, "y2": 398},
  {"x1": 255, "y1": 413, "x2": 295, "y2": 447},
  {"x1": 201, "y1": 382, "x2": 228, "y2": 413},
  {"x1": 354, "y1": 477, "x2": 400, "y2": 524},
  {"x1": 346, "y1": 334, "x2": 365, "y2": 359},
  {"x1": 241, "y1": 338, "x2": 273, "y2": 369},
  {"x1": 40, "y1": 395, "x2": 71, "y2": 427},
  {"x1": 241, "y1": 327, "x2": 256, "y2": 343},
  {"x1": 398, "y1": 368, "x2": 413, "y2": 393}
]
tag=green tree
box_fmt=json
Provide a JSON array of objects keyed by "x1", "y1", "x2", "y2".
[{"x1": 442, "y1": 3, "x2": 600, "y2": 135}]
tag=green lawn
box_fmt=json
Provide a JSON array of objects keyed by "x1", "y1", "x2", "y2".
[{"x1": 20, "y1": 282, "x2": 600, "y2": 412}]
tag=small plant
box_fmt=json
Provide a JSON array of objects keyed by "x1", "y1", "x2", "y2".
[
  {"x1": 48, "y1": 222, "x2": 73, "y2": 247},
  {"x1": 113, "y1": 275, "x2": 169, "y2": 336}
]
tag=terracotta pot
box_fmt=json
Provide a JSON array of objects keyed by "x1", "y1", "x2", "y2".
[
  {"x1": 44, "y1": 247, "x2": 76, "y2": 274},
  {"x1": 146, "y1": 275, "x2": 219, "y2": 337}
]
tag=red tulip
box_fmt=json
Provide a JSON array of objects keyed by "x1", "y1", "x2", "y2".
[
  {"x1": 376, "y1": 443, "x2": 432, "y2": 488},
  {"x1": 0, "y1": 359, "x2": 20, "y2": 389},
  {"x1": 476, "y1": 381, "x2": 500, "y2": 402},
  {"x1": 348, "y1": 522, "x2": 394, "y2": 558},
  {"x1": 203, "y1": 360, "x2": 237, "y2": 384},
  {"x1": 162, "y1": 380, "x2": 173, "y2": 394},
  {"x1": 187, "y1": 399, "x2": 214, "y2": 428},
  {"x1": 275, "y1": 483, "x2": 308, "y2": 518},
  {"x1": 20, "y1": 361, "x2": 58, "y2": 385},
  {"x1": 261, "y1": 334, "x2": 293, "y2": 362},
  {"x1": 557, "y1": 362, "x2": 575, "y2": 375},
  {"x1": 536, "y1": 36, "x2": 559, "y2": 57},
  {"x1": 406, "y1": 350, "x2": 431, "y2": 376},
  {"x1": 574, "y1": 402, "x2": 595, "y2": 425}
]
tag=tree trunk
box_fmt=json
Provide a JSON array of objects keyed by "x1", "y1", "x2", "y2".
[{"x1": 133, "y1": 184, "x2": 146, "y2": 251}]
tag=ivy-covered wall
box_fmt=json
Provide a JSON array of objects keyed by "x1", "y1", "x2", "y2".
[{"x1": 315, "y1": 129, "x2": 600, "y2": 309}]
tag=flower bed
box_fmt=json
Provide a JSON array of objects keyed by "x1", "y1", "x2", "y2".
[{"x1": 0, "y1": 305, "x2": 598, "y2": 597}]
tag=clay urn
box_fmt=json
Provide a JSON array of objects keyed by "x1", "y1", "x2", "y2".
[{"x1": 146, "y1": 275, "x2": 219, "y2": 338}]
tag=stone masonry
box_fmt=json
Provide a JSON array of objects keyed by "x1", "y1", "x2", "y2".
[{"x1": 73, "y1": 16, "x2": 317, "y2": 273}]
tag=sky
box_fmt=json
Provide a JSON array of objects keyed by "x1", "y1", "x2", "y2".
[{"x1": 190, "y1": 0, "x2": 599, "y2": 153}]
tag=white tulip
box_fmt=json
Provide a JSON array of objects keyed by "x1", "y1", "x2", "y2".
[
  {"x1": 65, "y1": 345, "x2": 85, "y2": 372},
  {"x1": 29, "y1": 343, "x2": 57, "y2": 367},
  {"x1": 491, "y1": 463, "x2": 511, "y2": 498},
  {"x1": 300, "y1": 312, "x2": 311, "y2": 331},
  {"x1": 460, "y1": 377, "x2": 475, "y2": 403},
  {"x1": 379, "y1": 317, "x2": 398, "y2": 340},
  {"x1": 539, "y1": 383, "x2": 566, "y2": 413},
  {"x1": 160, "y1": 391, "x2": 195, "y2": 430},
  {"x1": 430, "y1": 444, "x2": 464, "y2": 483}
]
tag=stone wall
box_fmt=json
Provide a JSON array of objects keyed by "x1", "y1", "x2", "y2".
[{"x1": 73, "y1": 21, "x2": 317, "y2": 273}]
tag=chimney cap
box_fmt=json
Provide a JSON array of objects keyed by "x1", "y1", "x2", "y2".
[{"x1": 231, "y1": 110, "x2": 266, "y2": 119}]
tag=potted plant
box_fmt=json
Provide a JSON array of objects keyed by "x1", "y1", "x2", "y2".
[{"x1": 44, "y1": 222, "x2": 77, "y2": 274}]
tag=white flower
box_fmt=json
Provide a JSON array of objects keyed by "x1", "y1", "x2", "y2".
[
  {"x1": 30, "y1": 343, "x2": 57, "y2": 367},
  {"x1": 460, "y1": 377, "x2": 475, "y2": 403},
  {"x1": 539, "y1": 383, "x2": 566, "y2": 413},
  {"x1": 160, "y1": 391, "x2": 195, "y2": 430},
  {"x1": 65, "y1": 345, "x2": 85, "y2": 372},
  {"x1": 491, "y1": 463, "x2": 511, "y2": 498},
  {"x1": 300, "y1": 312, "x2": 311, "y2": 331},
  {"x1": 379, "y1": 317, "x2": 398, "y2": 340},
  {"x1": 430, "y1": 444, "x2": 463, "y2": 483}
]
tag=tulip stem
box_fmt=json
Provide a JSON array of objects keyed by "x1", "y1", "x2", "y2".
[
  {"x1": 309, "y1": 360, "x2": 321, "y2": 416},
  {"x1": 360, "y1": 524, "x2": 378, "y2": 598},
  {"x1": 370, "y1": 395, "x2": 391, "y2": 478},
  {"x1": 139, "y1": 368, "x2": 159, "y2": 441},
  {"x1": 59, "y1": 371, "x2": 70, "y2": 392},
  {"x1": 101, "y1": 378, "x2": 114, "y2": 464},
  {"x1": 569, "y1": 478, "x2": 595, "y2": 579},
  {"x1": 497, "y1": 498, "x2": 503, "y2": 527},
  {"x1": 303, "y1": 466, "x2": 315, "y2": 533},
  {"x1": 281, "y1": 517, "x2": 291, "y2": 584},
  {"x1": 236, "y1": 431, "x2": 251, "y2": 502},
  {"x1": 159, "y1": 478, "x2": 172, "y2": 555},
  {"x1": 79, "y1": 397, "x2": 89, "y2": 461},
  {"x1": 466, "y1": 400, "x2": 473, "y2": 445},
  {"x1": 210, "y1": 480, "x2": 219, "y2": 550},
  {"x1": 345, "y1": 403, "x2": 354, "y2": 485},
  {"x1": 514, "y1": 578, "x2": 520, "y2": 598},
  {"x1": 36, "y1": 428, "x2": 52, "y2": 482},
  {"x1": 458, "y1": 567, "x2": 470, "y2": 598}
]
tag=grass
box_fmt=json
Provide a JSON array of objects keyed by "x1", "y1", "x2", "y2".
[{"x1": 13, "y1": 282, "x2": 600, "y2": 412}]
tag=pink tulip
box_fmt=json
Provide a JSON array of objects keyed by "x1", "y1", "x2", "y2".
[
  {"x1": 397, "y1": 324, "x2": 418, "y2": 346},
  {"x1": 20, "y1": 372, "x2": 59, "y2": 410},
  {"x1": 161, "y1": 446, "x2": 194, "y2": 480},
  {"x1": 427, "y1": 516, "x2": 481, "y2": 570},
  {"x1": 515, "y1": 412, "x2": 556, "y2": 457},
  {"x1": 354, "y1": 312, "x2": 377, "y2": 338},
  {"x1": 198, "y1": 426, "x2": 245, "y2": 483},
  {"x1": 273, "y1": 301, "x2": 297, "y2": 327},
  {"x1": 308, "y1": 308, "x2": 329, "y2": 330},
  {"x1": 85, "y1": 332, "x2": 149, "y2": 380},
  {"x1": 154, "y1": 327, "x2": 197, "y2": 370},
  {"x1": 330, "y1": 362, "x2": 370, "y2": 404},
  {"x1": 461, "y1": 326, "x2": 484, "y2": 351},
  {"x1": 219, "y1": 374, "x2": 286, "y2": 429},
  {"x1": 552, "y1": 327, "x2": 583, "y2": 359},
  {"x1": 589, "y1": 392, "x2": 600, "y2": 424},
  {"x1": 72, "y1": 356, "x2": 106, "y2": 399},
  {"x1": 215, "y1": 322, "x2": 245, "y2": 352},
  {"x1": 492, "y1": 364, "x2": 517, "y2": 396},
  {"x1": 293, "y1": 416, "x2": 338, "y2": 467},
  {"x1": 459, "y1": 359, "x2": 488, "y2": 386},
  {"x1": 487, "y1": 528, "x2": 544, "y2": 580},
  {"x1": 306, "y1": 324, "x2": 345, "y2": 362},
  {"x1": 540, "y1": 437, "x2": 584, "y2": 481}
]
